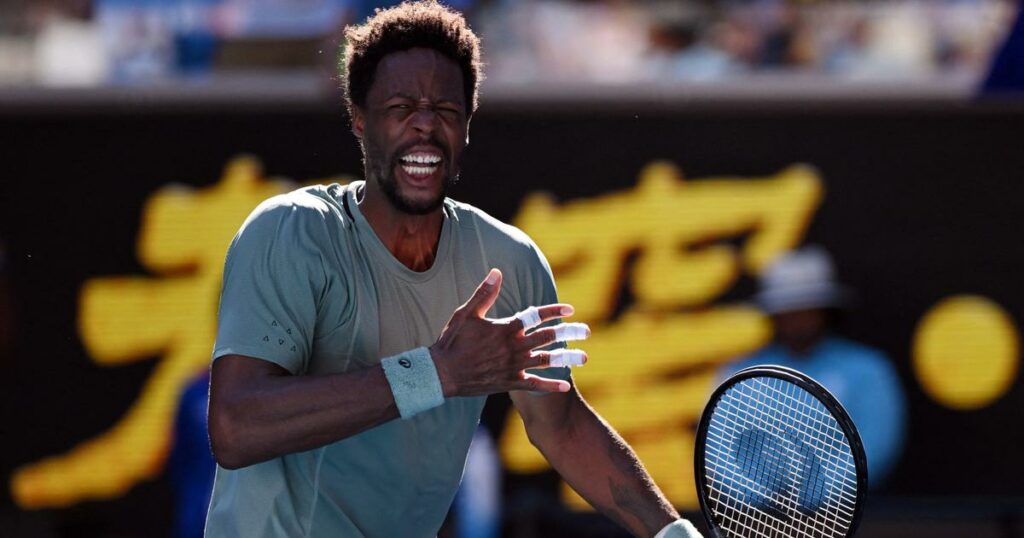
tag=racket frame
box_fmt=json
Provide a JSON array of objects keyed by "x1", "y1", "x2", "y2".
[{"x1": 693, "y1": 364, "x2": 869, "y2": 538}]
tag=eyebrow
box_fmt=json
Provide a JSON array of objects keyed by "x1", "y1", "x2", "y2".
[{"x1": 384, "y1": 92, "x2": 464, "y2": 107}]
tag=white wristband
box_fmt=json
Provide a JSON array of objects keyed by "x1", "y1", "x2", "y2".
[
  {"x1": 381, "y1": 347, "x2": 445, "y2": 419},
  {"x1": 654, "y1": 519, "x2": 703, "y2": 538}
]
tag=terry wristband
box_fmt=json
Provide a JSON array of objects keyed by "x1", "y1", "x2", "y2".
[
  {"x1": 381, "y1": 347, "x2": 445, "y2": 419},
  {"x1": 654, "y1": 519, "x2": 703, "y2": 538}
]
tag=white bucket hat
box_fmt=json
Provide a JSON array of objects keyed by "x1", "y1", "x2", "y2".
[{"x1": 755, "y1": 246, "x2": 850, "y2": 314}]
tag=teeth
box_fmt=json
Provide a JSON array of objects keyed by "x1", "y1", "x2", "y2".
[
  {"x1": 402, "y1": 164, "x2": 437, "y2": 175},
  {"x1": 402, "y1": 153, "x2": 441, "y2": 164}
]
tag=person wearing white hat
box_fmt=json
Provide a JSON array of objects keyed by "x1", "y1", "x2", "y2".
[{"x1": 718, "y1": 246, "x2": 907, "y2": 488}]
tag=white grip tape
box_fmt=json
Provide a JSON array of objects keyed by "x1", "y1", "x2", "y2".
[
  {"x1": 515, "y1": 306, "x2": 542, "y2": 331},
  {"x1": 553, "y1": 322, "x2": 590, "y2": 342},
  {"x1": 654, "y1": 519, "x2": 703, "y2": 538},
  {"x1": 546, "y1": 349, "x2": 586, "y2": 367}
]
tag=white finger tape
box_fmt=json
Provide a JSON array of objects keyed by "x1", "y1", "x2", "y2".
[
  {"x1": 515, "y1": 306, "x2": 542, "y2": 331},
  {"x1": 547, "y1": 349, "x2": 586, "y2": 367},
  {"x1": 553, "y1": 322, "x2": 590, "y2": 342}
]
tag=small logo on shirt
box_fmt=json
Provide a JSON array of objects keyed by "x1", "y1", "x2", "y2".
[{"x1": 399, "y1": 358, "x2": 412, "y2": 368}]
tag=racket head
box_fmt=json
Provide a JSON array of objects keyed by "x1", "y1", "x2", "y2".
[{"x1": 694, "y1": 365, "x2": 868, "y2": 538}]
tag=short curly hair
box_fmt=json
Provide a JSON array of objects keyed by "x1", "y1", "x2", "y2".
[{"x1": 341, "y1": 0, "x2": 484, "y2": 117}]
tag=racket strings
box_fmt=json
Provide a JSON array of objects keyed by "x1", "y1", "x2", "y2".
[
  {"x1": 705, "y1": 415, "x2": 853, "y2": 536},
  {"x1": 724, "y1": 379, "x2": 856, "y2": 530},
  {"x1": 705, "y1": 385, "x2": 855, "y2": 537},
  {"x1": 750, "y1": 378, "x2": 859, "y2": 495},
  {"x1": 749, "y1": 378, "x2": 852, "y2": 455},
  {"x1": 705, "y1": 435, "x2": 849, "y2": 538},
  {"x1": 703, "y1": 376, "x2": 859, "y2": 538},
  {"x1": 732, "y1": 378, "x2": 859, "y2": 495},
  {"x1": 708, "y1": 392, "x2": 858, "y2": 508},
  {"x1": 776, "y1": 379, "x2": 858, "y2": 532},
  {"x1": 762, "y1": 378, "x2": 855, "y2": 534}
]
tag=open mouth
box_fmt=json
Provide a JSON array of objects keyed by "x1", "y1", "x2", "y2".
[{"x1": 398, "y1": 151, "x2": 443, "y2": 179}]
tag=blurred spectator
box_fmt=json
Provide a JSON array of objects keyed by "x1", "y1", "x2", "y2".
[
  {"x1": 349, "y1": 0, "x2": 476, "y2": 25},
  {"x1": 92, "y1": 0, "x2": 359, "y2": 82},
  {"x1": 717, "y1": 246, "x2": 907, "y2": 488},
  {"x1": 982, "y1": 1, "x2": 1024, "y2": 93},
  {"x1": 453, "y1": 428, "x2": 502, "y2": 538},
  {"x1": 645, "y1": 20, "x2": 746, "y2": 81},
  {"x1": 0, "y1": 0, "x2": 1017, "y2": 89},
  {"x1": 167, "y1": 370, "x2": 215, "y2": 538},
  {"x1": 95, "y1": 0, "x2": 178, "y2": 82},
  {"x1": 217, "y1": 0, "x2": 349, "y2": 38}
]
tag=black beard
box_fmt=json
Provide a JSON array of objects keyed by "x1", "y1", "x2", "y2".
[
  {"x1": 364, "y1": 139, "x2": 459, "y2": 216},
  {"x1": 379, "y1": 164, "x2": 456, "y2": 215}
]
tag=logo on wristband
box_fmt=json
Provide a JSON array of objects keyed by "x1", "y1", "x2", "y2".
[{"x1": 399, "y1": 358, "x2": 412, "y2": 368}]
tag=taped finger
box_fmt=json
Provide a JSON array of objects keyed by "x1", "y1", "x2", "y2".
[
  {"x1": 547, "y1": 349, "x2": 587, "y2": 367},
  {"x1": 514, "y1": 306, "x2": 542, "y2": 331},
  {"x1": 553, "y1": 322, "x2": 590, "y2": 342}
]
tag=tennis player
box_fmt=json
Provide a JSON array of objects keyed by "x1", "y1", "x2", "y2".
[{"x1": 204, "y1": 1, "x2": 702, "y2": 537}]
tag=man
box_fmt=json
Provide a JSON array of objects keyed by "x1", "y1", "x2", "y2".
[
  {"x1": 205, "y1": 2, "x2": 703, "y2": 536},
  {"x1": 718, "y1": 246, "x2": 907, "y2": 487}
]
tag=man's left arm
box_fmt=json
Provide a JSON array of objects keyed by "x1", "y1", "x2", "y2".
[{"x1": 510, "y1": 387, "x2": 701, "y2": 538}]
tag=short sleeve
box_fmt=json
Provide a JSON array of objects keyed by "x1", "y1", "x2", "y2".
[{"x1": 212, "y1": 197, "x2": 330, "y2": 374}]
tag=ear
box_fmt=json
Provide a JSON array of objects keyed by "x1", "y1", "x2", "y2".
[
  {"x1": 351, "y1": 106, "x2": 366, "y2": 140},
  {"x1": 464, "y1": 113, "x2": 473, "y2": 145}
]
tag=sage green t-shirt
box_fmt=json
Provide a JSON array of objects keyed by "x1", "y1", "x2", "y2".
[{"x1": 206, "y1": 182, "x2": 569, "y2": 537}]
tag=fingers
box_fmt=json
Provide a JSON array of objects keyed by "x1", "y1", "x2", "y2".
[
  {"x1": 515, "y1": 373, "x2": 571, "y2": 393},
  {"x1": 512, "y1": 304, "x2": 574, "y2": 332},
  {"x1": 553, "y1": 323, "x2": 590, "y2": 342},
  {"x1": 531, "y1": 349, "x2": 587, "y2": 368},
  {"x1": 514, "y1": 306, "x2": 542, "y2": 331},
  {"x1": 463, "y1": 268, "x2": 503, "y2": 318},
  {"x1": 521, "y1": 322, "x2": 591, "y2": 350}
]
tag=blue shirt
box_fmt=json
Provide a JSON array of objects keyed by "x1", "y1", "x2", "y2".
[{"x1": 718, "y1": 336, "x2": 907, "y2": 488}]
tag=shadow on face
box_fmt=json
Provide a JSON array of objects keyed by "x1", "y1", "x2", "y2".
[
  {"x1": 354, "y1": 48, "x2": 470, "y2": 215},
  {"x1": 772, "y1": 308, "x2": 828, "y2": 355}
]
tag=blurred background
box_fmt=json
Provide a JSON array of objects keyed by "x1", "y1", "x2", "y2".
[
  {"x1": 0, "y1": 0, "x2": 1016, "y2": 92},
  {"x1": 2, "y1": 0, "x2": 1024, "y2": 537}
]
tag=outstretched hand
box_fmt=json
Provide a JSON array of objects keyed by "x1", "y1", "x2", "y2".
[{"x1": 429, "y1": 268, "x2": 588, "y2": 397}]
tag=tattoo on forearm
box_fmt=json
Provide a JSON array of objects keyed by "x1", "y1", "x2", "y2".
[
  {"x1": 608, "y1": 477, "x2": 663, "y2": 537},
  {"x1": 602, "y1": 441, "x2": 670, "y2": 537}
]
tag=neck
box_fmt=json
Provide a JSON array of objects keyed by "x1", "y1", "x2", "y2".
[{"x1": 357, "y1": 182, "x2": 444, "y2": 272}]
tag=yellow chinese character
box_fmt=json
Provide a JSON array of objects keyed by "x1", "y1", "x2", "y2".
[
  {"x1": 11, "y1": 157, "x2": 312, "y2": 508},
  {"x1": 501, "y1": 162, "x2": 822, "y2": 509}
]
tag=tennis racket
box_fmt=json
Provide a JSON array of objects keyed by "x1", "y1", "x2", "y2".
[{"x1": 694, "y1": 365, "x2": 868, "y2": 538}]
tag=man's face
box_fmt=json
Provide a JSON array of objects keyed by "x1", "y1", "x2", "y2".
[
  {"x1": 352, "y1": 47, "x2": 469, "y2": 215},
  {"x1": 773, "y1": 308, "x2": 828, "y2": 353}
]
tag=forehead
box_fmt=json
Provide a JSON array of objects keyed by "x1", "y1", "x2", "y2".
[{"x1": 369, "y1": 47, "x2": 465, "y2": 104}]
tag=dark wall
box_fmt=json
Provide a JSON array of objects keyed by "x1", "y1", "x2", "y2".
[{"x1": 2, "y1": 100, "x2": 1023, "y2": 535}]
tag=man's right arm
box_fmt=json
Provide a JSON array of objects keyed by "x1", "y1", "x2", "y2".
[
  {"x1": 209, "y1": 268, "x2": 574, "y2": 469},
  {"x1": 208, "y1": 354, "x2": 399, "y2": 469}
]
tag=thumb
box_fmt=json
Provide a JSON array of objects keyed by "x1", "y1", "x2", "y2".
[{"x1": 464, "y1": 268, "x2": 502, "y2": 318}]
